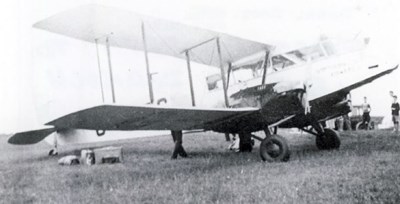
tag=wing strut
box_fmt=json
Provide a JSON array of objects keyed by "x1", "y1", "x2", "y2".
[
  {"x1": 227, "y1": 62, "x2": 232, "y2": 87},
  {"x1": 261, "y1": 50, "x2": 270, "y2": 85},
  {"x1": 94, "y1": 39, "x2": 105, "y2": 103},
  {"x1": 216, "y1": 37, "x2": 230, "y2": 107},
  {"x1": 141, "y1": 22, "x2": 154, "y2": 104},
  {"x1": 105, "y1": 36, "x2": 116, "y2": 103},
  {"x1": 185, "y1": 51, "x2": 196, "y2": 106},
  {"x1": 181, "y1": 36, "x2": 231, "y2": 107}
]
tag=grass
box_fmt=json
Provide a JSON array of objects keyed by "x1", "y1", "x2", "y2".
[{"x1": 1, "y1": 130, "x2": 400, "y2": 203}]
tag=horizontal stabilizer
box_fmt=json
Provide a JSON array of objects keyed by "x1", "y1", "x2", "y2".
[{"x1": 8, "y1": 128, "x2": 56, "y2": 145}]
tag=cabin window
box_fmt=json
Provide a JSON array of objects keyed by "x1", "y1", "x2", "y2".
[
  {"x1": 271, "y1": 55, "x2": 294, "y2": 71},
  {"x1": 229, "y1": 59, "x2": 265, "y2": 85},
  {"x1": 299, "y1": 45, "x2": 326, "y2": 61}
]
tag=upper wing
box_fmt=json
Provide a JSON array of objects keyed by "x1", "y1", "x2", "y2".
[
  {"x1": 45, "y1": 105, "x2": 260, "y2": 131},
  {"x1": 33, "y1": 4, "x2": 272, "y2": 68}
]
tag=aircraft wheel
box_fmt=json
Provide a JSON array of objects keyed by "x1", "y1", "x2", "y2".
[
  {"x1": 316, "y1": 128, "x2": 340, "y2": 150},
  {"x1": 259, "y1": 135, "x2": 290, "y2": 162}
]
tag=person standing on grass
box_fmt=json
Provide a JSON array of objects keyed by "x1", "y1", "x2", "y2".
[
  {"x1": 391, "y1": 95, "x2": 399, "y2": 133},
  {"x1": 362, "y1": 96, "x2": 371, "y2": 130}
]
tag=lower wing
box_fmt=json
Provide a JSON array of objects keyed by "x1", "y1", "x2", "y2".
[
  {"x1": 45, "y1": 105, "x2": 259, "y2": 130},
  {"x1": 8, "y1": 128, "x2": 56, "y2": 145},
  {"x1": 9, "y1": 105, "x2": 259, "y2": 144}
]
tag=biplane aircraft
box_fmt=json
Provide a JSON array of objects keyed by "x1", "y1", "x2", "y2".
[{"x1": 9, "y1": 4, "x2": 398, "y2": 162}]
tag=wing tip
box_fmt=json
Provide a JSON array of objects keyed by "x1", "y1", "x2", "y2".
[{"x1": 8, "y1": 128, "x2": 56, "y2": 145}]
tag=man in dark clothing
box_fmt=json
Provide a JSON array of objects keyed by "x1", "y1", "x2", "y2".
[
  {"x1": 362, "y1": 97, "x2": 371, "y2": 130},
  {"x1": 391, "y1": 96, "x2": 399, "y2": 133}
]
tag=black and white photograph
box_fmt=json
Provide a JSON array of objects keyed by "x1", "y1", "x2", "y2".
[{"x1": 1, "y1": 0, "x2": 400, "y2": 203}]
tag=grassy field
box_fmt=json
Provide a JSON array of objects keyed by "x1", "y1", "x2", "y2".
[{"x1": 1, "y1": 130, "x2": 400, "y2": 203}]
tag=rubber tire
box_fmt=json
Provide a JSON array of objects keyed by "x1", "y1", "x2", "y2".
[
  {"x1": 260, "y1": 135, "x2": 290, "y2": 162},
  {"x1": 316, "y1": 128, "x2": 340, "y2": 150}
]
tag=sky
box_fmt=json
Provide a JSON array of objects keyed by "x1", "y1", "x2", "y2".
[{"x1": 1, "y1": 0, "x2": 400, "y2": 133}]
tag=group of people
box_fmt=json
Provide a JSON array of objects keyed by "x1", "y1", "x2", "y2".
[{"x1": 361, "y1": 91, "x2": 399, "y2": 133}]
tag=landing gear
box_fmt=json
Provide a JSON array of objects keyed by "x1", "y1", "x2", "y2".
[
  {"x1": 171, "y1": 130, "x2": 188, "y2": 159},
  {"x1": 49, "y1": 134, "x2": 58, "y2": 156},
  {"x1": 259, "y1": 134, "x2": 290, "y2": 162},
  {"x1": 238, "y1": 133, "x2": 253, "y2": 152},
  {"x1": 249, "y1": 128, "x2": 291, "y2": 162},
  {"x1": 301, "y1": 120, "x2": 341, "y2": 150},
  {"x1": 316, "y1": 128, "x2": 340, "y2": 150},
  {"x1": 224, "y1": 133, "x2": 231, "y2": 141}
]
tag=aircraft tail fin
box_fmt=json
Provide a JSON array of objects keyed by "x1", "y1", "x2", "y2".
[{"x1": 8, "y1": 127, "x2": 56, "y2": 145}]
